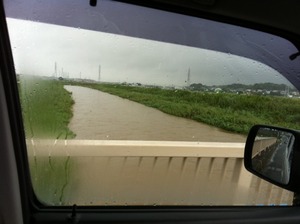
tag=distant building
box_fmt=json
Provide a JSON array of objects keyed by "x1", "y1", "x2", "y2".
[{"x1": 214, "y1": 88, "x2": 222, "y2": 93}]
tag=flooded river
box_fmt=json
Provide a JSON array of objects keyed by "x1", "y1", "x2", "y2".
[{"x1": 64, "y1": 86, "x2": 245, "y2": 142}]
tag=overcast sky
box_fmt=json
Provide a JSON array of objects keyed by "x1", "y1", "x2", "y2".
[{"x1": 7, "y1": 18, "x2": 292, "y2": 87}]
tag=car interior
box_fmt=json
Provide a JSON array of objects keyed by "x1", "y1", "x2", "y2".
[{"x1": 1, "y1": 0, "x2": 300, "y2": 223}]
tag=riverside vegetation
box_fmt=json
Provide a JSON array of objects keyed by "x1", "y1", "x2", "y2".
[{"x1": 18, "y1": 75, "x2": 76, "y2": 139}]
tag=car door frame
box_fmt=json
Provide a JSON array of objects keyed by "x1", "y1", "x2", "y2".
[{"x1": 1, "y1": 0, "x2": 300, "y2": 223}]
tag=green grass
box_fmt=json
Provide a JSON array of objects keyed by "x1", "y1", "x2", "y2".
[
  {"x1": 73, "y1": 82, "x2": 300, "y2": 135},
  {"x1": 18, "y1": 76, "x2": 76, "y2": 139}
]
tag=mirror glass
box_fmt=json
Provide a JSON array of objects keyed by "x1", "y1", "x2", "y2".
[{"x1": 251, "y1": 127, "x2": 295, "y2": 185}]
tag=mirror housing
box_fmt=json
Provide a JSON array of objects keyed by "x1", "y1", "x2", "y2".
[{"x1": 244, "y1": 125, "x2": 300, "y2": 192}]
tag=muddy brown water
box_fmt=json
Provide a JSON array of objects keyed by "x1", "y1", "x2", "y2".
[{"x1": 64, "y1": 85, "x2": 246, "y2": 142}]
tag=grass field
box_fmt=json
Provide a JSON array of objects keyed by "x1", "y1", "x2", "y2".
[
  {"x1": 18, "y1": 76, "x2": 75, "y2": 139},
  {"x1": 75, "y1": 82, "x2": 300, "y2": 135}
]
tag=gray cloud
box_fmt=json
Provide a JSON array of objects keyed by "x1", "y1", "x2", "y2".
[{"x1": 7, "y1": 18, "x2": 291, "y2": 87}]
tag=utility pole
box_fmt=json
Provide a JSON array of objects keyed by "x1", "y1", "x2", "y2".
[
  {"x1": 187, "y1": 68, "x2": 191, "y2": 86},
  {"x1": 98, "y1": 65, "x2": 101, "y2": 82},
  {"x1": 53, "y1": 62, "x2": 57, "y2": 77}
]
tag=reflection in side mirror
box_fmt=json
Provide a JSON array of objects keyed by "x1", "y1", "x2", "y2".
[
  {"x1": 251, "y1": 127, "x2": 294, "y2": 185},
  {"x1": 244, "y1": 125, "x2": 300, "y2": 192}
]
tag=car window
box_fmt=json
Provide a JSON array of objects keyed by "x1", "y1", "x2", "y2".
[{"x1": 4, "y1": 0, "x2": 300, "y2": 206}]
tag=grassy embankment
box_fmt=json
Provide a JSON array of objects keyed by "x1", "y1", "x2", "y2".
[
  {"x1": 19, "y1": 76, "x2": 75, "y2": 139},
  {"x1": 18, "y1": 76, "x2": 75, "y2": 205},
  {"x1": 75, "y1": 82, "x2": 300, "y2": 135}
]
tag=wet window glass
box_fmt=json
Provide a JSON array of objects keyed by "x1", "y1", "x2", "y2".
[{"x1": 4, "y1": 0, "x2": 300, "y2": 206}]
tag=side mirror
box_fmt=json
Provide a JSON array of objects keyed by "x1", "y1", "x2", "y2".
[{"x1": 244, "y1": 125, "x2": 300, "y2": 192}]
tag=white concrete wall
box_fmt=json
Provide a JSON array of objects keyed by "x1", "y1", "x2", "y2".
[{"x1": 26, "y1": 140, "x2": 293, "y2": 206}]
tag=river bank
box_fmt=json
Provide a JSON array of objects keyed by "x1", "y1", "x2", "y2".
[
  {"x1": 65, "y1": 85, "x2": 245, "y2": 142},
  {"x1": 72, "y1": 82, "x2": 300, "y2": 135},
  {"x1": 18, "y1": 76, "x2": 300, "y2": 139}
]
